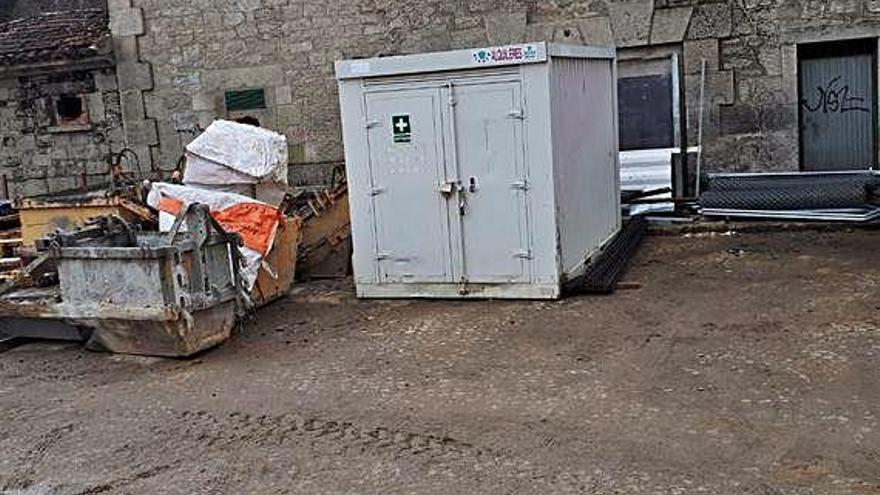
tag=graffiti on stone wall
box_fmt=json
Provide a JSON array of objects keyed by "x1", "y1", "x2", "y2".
[{"x1": 801, "y1": 76, "x2": 870, "y2": 114}]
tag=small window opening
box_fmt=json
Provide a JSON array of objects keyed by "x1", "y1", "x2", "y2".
[
  {"x1": 56, "y1": 95, "x2": 83, "y2": 120},
  {"x1": 53, "y1": 94, "x2": 90, "y2": 129}
]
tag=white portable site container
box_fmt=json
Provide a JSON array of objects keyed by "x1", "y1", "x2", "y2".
[{"x1": 336, "y1": 42, "x2": 621, "y2": 299}]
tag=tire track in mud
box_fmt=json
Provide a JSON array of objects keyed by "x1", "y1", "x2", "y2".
[
  {"x1": 166, "y1": 409, "x2": 486, "y2": 460},
  {"x1": 1, "y1": 424, "x2": 74, "y2": 492},
  {"x1": 72, "y1": 465, "x2": 172, "y2": 495},
  {"x1": 1, "y1": 424, "x2": 171, "y2": 495},
  {"x1": 149, "y1": 408, "x2": 609, "y2": 493}
]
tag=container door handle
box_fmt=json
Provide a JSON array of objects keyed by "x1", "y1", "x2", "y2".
[{"x1": 457, "y1": 183, "x2": 467, "y2": 216}]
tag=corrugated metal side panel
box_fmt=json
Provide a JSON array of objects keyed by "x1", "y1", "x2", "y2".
[
  {"x1": 519, "y1": 62, "x2": 562, "y2": 288},
  {"x1": 549, "y1": 56, "x2": 621, "y2": 276},
  {"x1": 800, "y1": 53, "x2": 875, "y2": 170},
  {"x1": 620, "y1": 149, "x2": 673, "y2": 191},
  {"x1": 620, "y1": 148, "x2": 674, "y2": 214},
  {"x1": 337, "y1": 78, "x2": 380, "y2": 288}
]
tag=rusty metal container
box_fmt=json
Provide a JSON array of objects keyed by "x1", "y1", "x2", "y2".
[
  {"x1": 18, "y1": 188, "x2": 155, "y2": 247},
  {"x1": 251, "y1": 216, "x2": 302, "y2": 307},
  {"x1": 297, "y1": 183, "x2": 351, "y2": 280},
  {"x1": 0, "y1": 205, "x2": 246, "y2": 357}
]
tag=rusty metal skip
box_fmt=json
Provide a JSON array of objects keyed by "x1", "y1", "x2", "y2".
[{"x1": 0, "y1": 204, "x2": 249, "y2": 358}]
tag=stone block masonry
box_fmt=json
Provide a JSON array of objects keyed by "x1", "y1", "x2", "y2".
[
  {"x1": 115, "y1": 0, "x2": 880, "y2": 183},
  {"x1": 3, "y1": 0, "x2": 879, "y2": 196},
  {"x1": 0, "y1": 68, "x2": 125, "y2": 198}
]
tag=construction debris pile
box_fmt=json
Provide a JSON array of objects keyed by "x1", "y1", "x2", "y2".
[
  {"x1": 0, "y1": 120, "x2": 352, "y2": 358},
  {"x1": 0, "y1": 200, "x2": 21, "y2": 284},
  {"x1": 18, "y1": 184, "x2": 155, "y2": 247},
  {"x1": 700, "y1": 171, "x2": 880, "y2": 222},
  {"x1": 147, "y1": 183, "x2": 288, "y2": 292},
  {"x1": 148, "y1": 121, "x2": 310, "y2": 306},
  {"x1": 291, "y1": 172, "x2": 351, "y2": 280},
  {"x1": 0, "y1": 206, "x2": 246, "y2": 357}
]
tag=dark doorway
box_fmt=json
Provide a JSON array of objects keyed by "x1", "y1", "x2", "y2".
[{"x1": 798, "y1": 38, "x2": 878, "y2": 170}]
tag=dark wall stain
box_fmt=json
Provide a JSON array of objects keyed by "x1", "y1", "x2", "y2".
[{"x1": 1, "y1": 0, "x2": 107, "y2": 22}]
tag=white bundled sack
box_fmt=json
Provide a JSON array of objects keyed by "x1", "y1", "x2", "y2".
[
  {"x1": 147, "y1": 183, "x2": 284, "y2": 290},
  {"x1": 183, "y1": 120, "x2": 289, "y2": 205}
]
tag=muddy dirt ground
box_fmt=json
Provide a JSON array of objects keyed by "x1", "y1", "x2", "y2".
[{"x1": 1, "y1": 228, "x2": 879, "y2": 494}]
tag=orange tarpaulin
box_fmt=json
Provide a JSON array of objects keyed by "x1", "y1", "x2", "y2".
[
  {"x1": 158, "y1": 196, "x2": 184, "y2": 215},
  {"x1": 158, "y1": 194, "x2": 282, "y2": 255}
]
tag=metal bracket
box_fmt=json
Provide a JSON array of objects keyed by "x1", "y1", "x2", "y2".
[
  {"x1": 457, "y1": 184, "x2": 467, "y2": 216},
  {"x1": 511, "y1": 179, "x2": 529, "y2": 191},
  {"x1": 369, "y1": 187, "x2": 385, "y2": 197},
  {"x1": 365, "y1": 119, "x2": 380, "y2": 129},
  {"x1": 0, "y1": 251, "x2": 51, "y2": 298},
  {"x1": 439, "y1": 181, "x2": 455, "y2": 196},
  {"x1": 376, "y1": 251, "x2": 392, "y2": 261},
  {"x1": 514, "y1": 249, "x2": 533, "y2": 260},
  {"x1": 507, "y1": 109, "x2": 525, "y2": 120},
  {"x1": 447, "y1": 81, "x2": 457, "y2": 107}
]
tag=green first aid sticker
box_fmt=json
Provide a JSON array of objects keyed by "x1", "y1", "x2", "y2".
[{"x1": 392, "y1": 114, "x2": 411, "y2": 143}]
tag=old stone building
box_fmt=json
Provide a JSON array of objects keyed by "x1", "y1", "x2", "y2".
[
  {"x1": 0, "y1": 8, "x2": 123, "y2": 198},
  {"x1": 117, "y1": 0, "x2": 880, "y2": 187},
  {"x1": 2, "y1": 0, "x2": 880, "y2": 197}
]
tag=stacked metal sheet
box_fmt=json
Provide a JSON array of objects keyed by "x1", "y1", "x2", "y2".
[
  {"x1": 700, "y1": 171, "x2": 880, "y2": 222},
  {"x1": 565, "y1": 216, "x2": 648, "y2": 295}
]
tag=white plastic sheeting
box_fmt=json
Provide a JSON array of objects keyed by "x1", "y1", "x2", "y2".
[
  {"x1": 620, "y1": 148, "x2": 674, "y2": 215},
  {"x1": 147, "y1": 183, "x2": 283, "y2": 289},
  {"x1": 183, "y1": 120, "x2": 289, "y2": 205}
]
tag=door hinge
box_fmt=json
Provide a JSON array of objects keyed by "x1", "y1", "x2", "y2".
[
  {"x1": 365, "y1": 119, "x2": 380, "y2": 129},
  {"x1": 376, "y1": 251, "x2": 392, "y2": 261},
  {"x1": 511, "y1": 179, "x2": 529, "y2": 191},
  {"x1": 369, "y1": 186, "x2": 386, "y2": 196},
  {"x1": 514, "y1": 249, "x2": 533, "y2": 260},
  {"x1": 507, "y1": 109, "x2": 525, "y2": 120}
]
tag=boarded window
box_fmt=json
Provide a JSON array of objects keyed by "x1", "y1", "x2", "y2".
[
  {"x1": 617, "y1": 75, "x2": 674, "y2": 151},
  {"x1": 225, "y1": 89, "x2": 267, "y2": 112}
]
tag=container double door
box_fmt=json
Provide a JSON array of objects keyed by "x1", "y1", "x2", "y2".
[{"x1": 364, "y1": 78, "x2": 530, "y2": 286}]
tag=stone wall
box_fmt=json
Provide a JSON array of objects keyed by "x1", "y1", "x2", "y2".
[
  {"x1": 0, "y1": 67, "x2": 124, "y2": 198},
  {"x1": 119, "y1": 0, "x2": 880, "y2": 184},
  {"x1": 1, "y1": 1, "x2": 874, "y2": 197}
]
